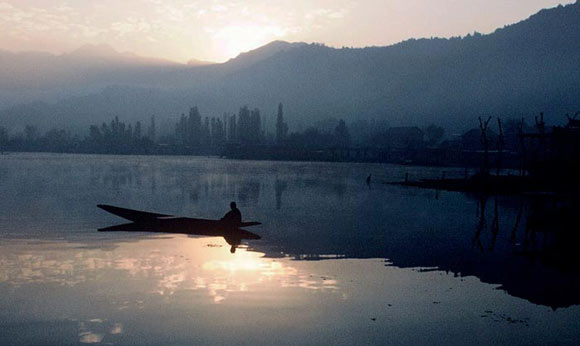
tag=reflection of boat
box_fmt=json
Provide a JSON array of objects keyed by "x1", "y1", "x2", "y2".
[{"x1": 97, "y1": 204, "x2": 261, "y2": 253}]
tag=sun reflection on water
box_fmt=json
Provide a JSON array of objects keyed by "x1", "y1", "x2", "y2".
[
  {"x1": 0, "y1": 235, "x2": 340, "y2": 304},
  {"x1": 0, "y1": 235, "x2": 343, "y2": 343}
]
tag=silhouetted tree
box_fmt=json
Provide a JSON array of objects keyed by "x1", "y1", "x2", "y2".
[
  {"x1": 147, "y1": 115, "x2": 156, "y2": 142},
  {"x1": 188, "y1": 107, "x2": 202, "y2": 146},
  {"x1": 276, "y1": 102, "x2": 288, "y2": 143},
  {"x1": 203, "y1": 117, "x2": 210, "y2": 146},
  {"x1": 175, "y1": 113, "x2": 186, "y2": 145},
  {"x1": 334, "y1": 119, "x2": 350, "y2": 148},
  {"x1": 479, "y1": 116, "x2": 492, "y2": 175},
  {"x1": 134, "y1": 121, "x2": 142, "y2": 140},
  {"x1": 228, "y1": 113, "x2": 237, "y2": 141},
  {"x1": 425, "y1": 124, "x2": 445, "y2": 146},
  {"x1": 237, "y1": 106, "x2": 263, "y2": 143},
  {"x1": 250, "y1": 108, "x2": 263, "y2": 142},
  {"x1": 287, "y1": 128, "x2": 335, "y2": 149},
  {"x1": 211, "y1": 117, "x2": 225, "y2": 145},
  {"x1": 24, "y1": 125, "x2": 38, "y2": 142},
  {"x1": 237, "y1": 106, "x2": 251, "y2": 142},
  {"x1": 0, "y1": 126, "x2": 8, "y2": 152},
  {"x1": 126, "y1": 124, "x2": 133, "y2": 141},
  {"x1": 88, "y1": 125, "x2": 102, "y2": 143},
  {"x1": 44, "y1": 129, "x2": 73, "y2": 152}
]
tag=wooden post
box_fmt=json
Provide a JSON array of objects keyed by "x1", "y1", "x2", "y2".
[
  {"x1": 479, "y1": 116, "x2": 492, "y2": 176},
  {"x1": 511, "y1": 198, "x2": 524, "y2": 241},
  {"x1": 473, "y1": 195, "x2": 487, "y2": 251},
  {"x1": 489, "y1": 197, "x2": 499, "y2": 252},
  {"x1": 535, "y1": 112, "x2": 547, "y2": 161},
  {"x1": 496, "y1": 118, "x2": 504, "y2": 176},
  {"x1": 518, "y1": 118, "x2": 527, "y2": 176}
]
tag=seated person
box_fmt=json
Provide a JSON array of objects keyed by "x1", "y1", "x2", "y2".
[{"x1": 221, "y1": 201, "x2": 242, "y2": 225}]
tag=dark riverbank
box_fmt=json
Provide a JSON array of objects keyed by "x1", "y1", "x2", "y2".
[{"x1": 1, "y1": 143, "x2": 520, "y2": 170}]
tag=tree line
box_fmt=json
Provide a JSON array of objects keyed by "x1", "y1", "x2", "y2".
[{"x1": 3, "y1": 101, "x2": 512, "y2": 164}]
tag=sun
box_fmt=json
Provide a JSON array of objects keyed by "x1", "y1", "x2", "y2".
[{"x1": 209, "y1": 24, "x2": 288, "y2": 61}]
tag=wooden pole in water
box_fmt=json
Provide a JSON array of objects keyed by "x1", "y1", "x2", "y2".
[
  {"x1": 489, "y1": 197, "x2": 499, "y2": 252},
  {"x1": 496, "y1": 118, "x2": 504, "y2": 176},
  {"x1": 518, "y1": 118, "x2": 526, "y2": 177},
  {"x1": 479, "y1": 116, "x2": 492, "y2": 176},
  {"x1": 511, "y1": 198, "x2": 524, "y2": 241}
]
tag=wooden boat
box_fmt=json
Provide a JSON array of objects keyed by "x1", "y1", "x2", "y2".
[{"x1": 97, "y1": 204, "x2": 261, "y2": 253}]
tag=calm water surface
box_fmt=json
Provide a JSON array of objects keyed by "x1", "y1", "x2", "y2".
[{"x1": 0, "y1": 153, "x2": 579, "y2": 345}]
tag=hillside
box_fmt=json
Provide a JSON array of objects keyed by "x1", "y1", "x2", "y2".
[{"x1": 1, "y1": 2, "x2": 579, "y2": 133}]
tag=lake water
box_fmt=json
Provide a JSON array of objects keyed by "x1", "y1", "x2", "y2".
[{"x1": 1, "y1": 153, "x2": 579, "y2": 345}]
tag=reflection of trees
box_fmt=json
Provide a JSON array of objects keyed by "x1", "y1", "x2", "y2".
[
  {"x1": 333, "y1": 179, "x2": 346, "y2": 198},
  {"x1": 469, "y1": 195, "x2": 580, "y2": 307},
  {"x1": 515, "y1": 196, "x2": 580, "y2": 269},
  {"x1": 473, "y1": 195, "x2": 486, "y2": 252},
  {"x1": 237, "y1": 180, "x2": 261, "y2": 204},
  {"x1": 301, "y1": 176, "x2": 347, "y2": 199},
  {"x1": 275, "y1": 179, "x2": 287, "y2": 210},
  {"x1": 90, "y1": 165, "x2": 147, "y2": 191},
  {"x1": 252, "y1": 189, "x2": 580, "y2": 310},
  {"x1": 473, "y1": 194, "x2": 580, "y2": 268},
  {"x1": 473, "y1": 195, "x2": 500, "y2": 252}
]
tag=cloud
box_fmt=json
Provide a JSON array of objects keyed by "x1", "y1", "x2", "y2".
[
  {"x1": 111, "y1": 18, "x2": 152, "y2": 36},
  {"x1": 0, "y1": 2, "x2": 13, "y2": 11},
  {"x1": 211, "y1": 4, "x2": 228, "y2": 13},
  {"x1": 306, "y1": 8, "x2": 349, "y2": 20},
  {"x1": 6, "y1": 0, "x2": 568, "y2": 63},
  {"x1": 0, "y1": 0, "x2": 356, "y2": 61}
]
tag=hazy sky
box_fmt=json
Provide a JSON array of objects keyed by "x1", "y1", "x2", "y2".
[{"x1": 0, "y1": 0, "x2": 574, "y2": 63}]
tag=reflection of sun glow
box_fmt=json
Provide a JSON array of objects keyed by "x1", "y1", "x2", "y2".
[
  {"x1": 109, "y1": 323, "x2": 123, "y2": 335},
  {"x1": 198, "y1": 247, "x2": 305, "y2": 303},
  {"x1": 0, "y1": 236, "x2": 339, "y2": 306},
  {"x1": 202, "y1": 257, "x2": 285, "y2": 274},
  {"x1": 203, "y1": 258, "x2": 261, "y2": 272},
  {"x1": 78, "y1": 332, "x2": 104, "y2": 344}
]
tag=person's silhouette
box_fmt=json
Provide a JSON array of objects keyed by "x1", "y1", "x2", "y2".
[
  {"x1": 366, "y1": 174, "x2": 372, "y2": 186},
  {"x1": 221, "y1": 201, "x2": 242, "y2": 225},
  {"x1": 224, "y1": 235, "x2": 242, "y2": 253}
]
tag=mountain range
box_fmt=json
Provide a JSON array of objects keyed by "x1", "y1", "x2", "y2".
[{"x1": 1, "y1": 1, "x2": 579, "y2": 134}]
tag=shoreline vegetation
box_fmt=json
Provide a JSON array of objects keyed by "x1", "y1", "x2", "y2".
[
  {"x1": 394, "y1": 114, "x2": 580, "y2": 195},
  {"x1": 1, "y1": 106, "x2": 578, "y2": 194},
  {"x1": 0, "y1": 104, "x2": 558, "y2": 169},
  {"x1": 0, "y1": 129, "x2": 520, "y2": 168}
]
